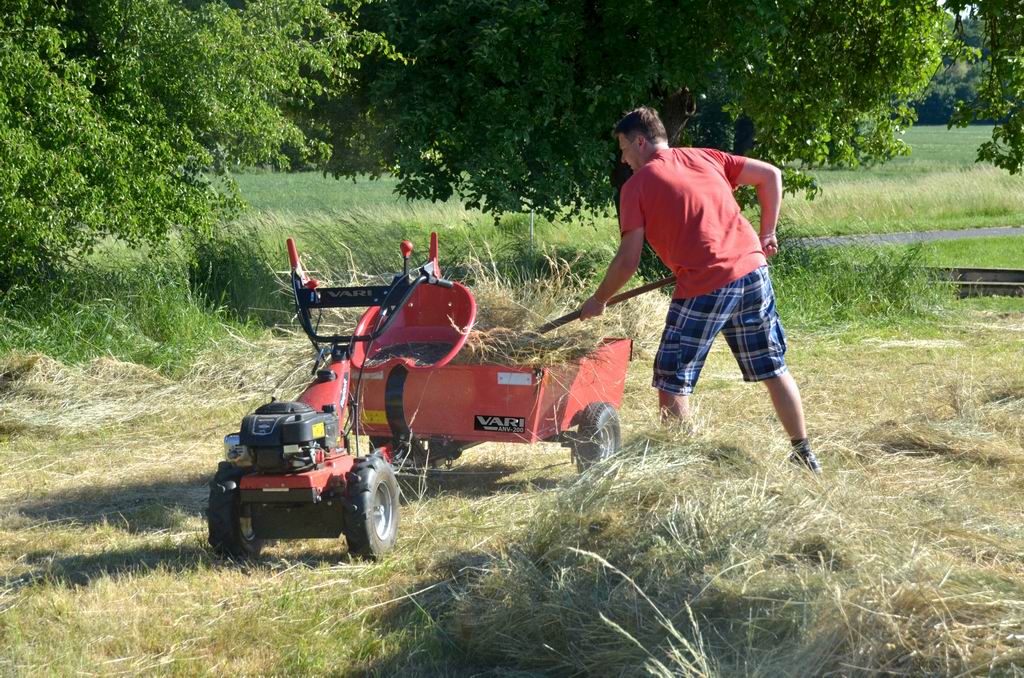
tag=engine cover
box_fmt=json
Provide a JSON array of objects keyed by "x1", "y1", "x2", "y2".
[{"x1": 239, "y1": 401, "x2": 339, "y2": 473}]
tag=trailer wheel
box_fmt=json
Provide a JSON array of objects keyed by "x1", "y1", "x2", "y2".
[
  {"x1": 208, "y1": 462, "x2": 264, "y2": 560},
  {"x1": 343, "y1": 454, "x2": 400, "y2": 558},
  {"x1": 572, "y1": 402, "x2": 621, "y2": 472}
]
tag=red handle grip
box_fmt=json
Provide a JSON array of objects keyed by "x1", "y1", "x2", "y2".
[{"x1": 287, "y1": 238, "x2": 300, "y2": 269}]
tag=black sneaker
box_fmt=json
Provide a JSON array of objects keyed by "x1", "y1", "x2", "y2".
[{"x1": 789, "y1": 440, "x2": 822, "y2": 474}]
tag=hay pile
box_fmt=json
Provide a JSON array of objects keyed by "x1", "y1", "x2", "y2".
[
  {"x1": 441, "y1": 431, "x2": 1024, "y2": 676},
  {"x1": 450, "y1": 258, "x2": 668, "y2": 367},
  {"x1": 418, "y1": 326, "x2": 1024, "y2": 677},
  {"x1": 0, "y1": 335, "x2": 313, "y2": 437}
]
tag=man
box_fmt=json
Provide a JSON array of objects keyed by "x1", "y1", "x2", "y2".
[{"x1": 579, "y1": 106, "x2": 821, "y2": 473}]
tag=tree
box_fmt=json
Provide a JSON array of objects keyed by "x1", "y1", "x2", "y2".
[
  {"x1": 914, "y1": 16, "x2": 986, "y2": 125},
  {"x1": 323, "y1": 0, "x2": 1024, "y2": 219},
  {"x1": 321, "y1": 0, "x2": 947, "y2": 218},
  {"x1": 945, "y1": 2, "x2": 1024, "y2": 172},
  {"x1": 0, "y1": 0, "x2": 389, "y2": 286}
]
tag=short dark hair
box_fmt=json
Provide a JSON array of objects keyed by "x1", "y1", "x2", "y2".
[{"x1": 614, "y1": 107, "x2": 668, "y2": 144}]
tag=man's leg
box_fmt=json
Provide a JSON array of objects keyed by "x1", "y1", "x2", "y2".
[
  {"x1": 721, "y1": 267, "x2": 821, "y2": 473},
  {"x1": 761, "y1": 372, "x2": 805, "y2": 440},
  {"x1": 658, "y1": 389, "x2": 690, "y2": 423},
  {"x1": 763, "y1": 372, "x2": 820, "y2": 473}
]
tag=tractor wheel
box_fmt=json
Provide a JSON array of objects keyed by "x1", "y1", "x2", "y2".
[
  {"x1": 207, "y1": 462, "x2": 264, "y2": 560},
  {"x1": 572, "y1": 402, "x2": 621, "y2": 472},
  {"x1": 342, "y1": 453, "x2": 400, "y2": 558}
]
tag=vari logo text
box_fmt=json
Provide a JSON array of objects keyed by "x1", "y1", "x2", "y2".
[
  {"x1": 474, "y1": 415, "x2": 526, "y2": 433},
  {"x1": 325, "y1": 288, "x2": 374, "y2": 298}
]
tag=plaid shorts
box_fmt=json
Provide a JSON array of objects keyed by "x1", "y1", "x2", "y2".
[{"x1": 653, "y1": 266, "x2": 788, "y2": 395}]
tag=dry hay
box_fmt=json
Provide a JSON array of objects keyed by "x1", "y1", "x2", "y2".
[
  {"x1": 0, "y1": 336, "x2": 313, "y2": 437},
  {"x1": 862, "y1": 337, "x2": 964, "y2": 349},
  {"x1": 451, "y1": 258, "x2": 668, "y2": 367},
  {"x1": 866, "y1": 418, "x2": 1023, "y2": 467},
  {"x1": 424, "y1": 318, "x2": 1024, "y2": 676},
  {"x1": 1, "y1": 290, "x2": 1023, "y2": 674},
  {"x1": 442, "y1": 437, "x2": 1024, "y2": 676}
]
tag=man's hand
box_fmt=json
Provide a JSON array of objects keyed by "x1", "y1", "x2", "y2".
[
  {"x1": 760, "y1": 232, "x2": 779, "y2": 258},
  {"x1": 579, "y1": 295, "x2": 607, "y2": 321}
]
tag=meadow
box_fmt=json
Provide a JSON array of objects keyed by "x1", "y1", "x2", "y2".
[
  {"x1": 232, "y1": 125, "x2": 1024, "y2": 240},
  {"x1": 1, "y1": 125, "x2": 1023, "y2": 675}
]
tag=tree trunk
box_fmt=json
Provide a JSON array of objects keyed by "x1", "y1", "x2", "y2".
[{"x1": 660, "y1": 87, "x2": 697, "y2": 147}]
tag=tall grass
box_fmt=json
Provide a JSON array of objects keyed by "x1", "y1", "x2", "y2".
[
  {"x1": 770, "y1": 236, "x2": 953, "y2": 328},
  {"x1": 0, "y1": 215, "x2": 956, "y2": 374},
  {"x1": 12, "y1": 123, "x2": 1005, "y2": 373},
  {"x1": 785, "y1": 166, "x2": 1024, "y2": 236},
  {"x1": 0, "y1": 254, "x2": 260, "y2": 375}
]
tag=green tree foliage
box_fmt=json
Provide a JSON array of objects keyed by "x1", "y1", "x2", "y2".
[
  {"x1": 0, "y1": 0, "x2": 388, "y2": 286},
  {"x1": 322, "y1": 0, "x2": 947, "y2": 217},
  {"x1": 915, "y1": 16, "x2": 986, "y2": 125},
  {"x1": 945, "y1": 2, "x2": 1024, "y2": 172}
]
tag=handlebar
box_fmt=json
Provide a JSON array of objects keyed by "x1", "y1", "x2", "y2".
[
  {"x1": 287, "y1": 238, "x2": 300, "y2": 268},
  {"x1": 288, "y1": 245, "x2": 456, "y2": 347}
]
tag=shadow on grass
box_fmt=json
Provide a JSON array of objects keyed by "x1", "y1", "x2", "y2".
[
  {"x1": 7, "y1": 543, "x2": 210, "y2": 590},
  {"x1": 395, "y1": 460, "x2": 564, "y2": 500},
  {"x1": 11, "y1": 474, "x2": 211, "y2": 533},
  {"x1": 5, "y1": 456, "x2": 570, "y2": 583},
  {"x1": 361, "y1": 547, "x2": 822, "y2": 677},
  {"x1": 14, "y1": 457, "x2": 567, "y2": 535},
  {"x1": 358, "y1": 551, "x2": 508, "y2": 677}
]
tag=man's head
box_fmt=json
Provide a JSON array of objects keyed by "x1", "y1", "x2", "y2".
[{"x1": 614, "y1": 107, "x2": 668, "y2": 170}]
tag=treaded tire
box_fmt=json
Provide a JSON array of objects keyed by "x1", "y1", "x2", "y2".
[
  {"x1": 572, "y1": 402, "x2": 621, "y2": 472},
  {"x1": 207, "y1": 462, "x2": 264, "y2": 560},
  {"x1": 342, "y1": 453, "x2": 400, "y2": 558}
]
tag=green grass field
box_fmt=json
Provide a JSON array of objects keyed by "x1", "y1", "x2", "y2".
[
  {"x1": 786, "y1": 125, "x2": 1024, "y2": 235},
  {"x1": 233, "y1": 126, "x2": 1024, "y2": 240},
  {"x1": 907, "y1": 234, "x2": 1024, "y2": 268}
]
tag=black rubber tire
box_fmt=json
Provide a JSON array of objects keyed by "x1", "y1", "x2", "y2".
[
  {"x1": 207, "y1": 462, "x2": 264, "y2": 560},
  {"x1": 342, "y1": 453, "x2": 400, "y2": 558},
  {"x1": 572, "y1": 402, "x2": 621, "y2": 472}
]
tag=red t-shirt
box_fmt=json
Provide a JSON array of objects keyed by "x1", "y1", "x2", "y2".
[{"x1": 619, "y1": 147, "x2": 767, "y2": 299}]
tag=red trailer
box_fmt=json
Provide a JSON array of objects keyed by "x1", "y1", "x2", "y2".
[{"x1": 349, "y1": 259, "x2": 631, "y2": 470}]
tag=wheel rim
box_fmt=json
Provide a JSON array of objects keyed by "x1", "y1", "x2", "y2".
[
  {"x1": 371, "y1": 483, "x2": 395, "y2": 540},
  {"x1": 239, "y1": 505, "x2": 257, "y2": 542},
  {"x1": 596, "y1": 423, "x2": 614, "y2": 460}
]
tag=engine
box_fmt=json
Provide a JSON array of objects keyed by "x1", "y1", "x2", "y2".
[{"x1": 223, "y1": 400, "x2": 339, "y2": 473}]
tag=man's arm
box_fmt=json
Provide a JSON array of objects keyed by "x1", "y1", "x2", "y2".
[
  {"x1": 735, "y1": 158, "x2": 782, "y2": 257},
  {"x1": 579, "y1": 229, "x2": 645, "y2": 320}
]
